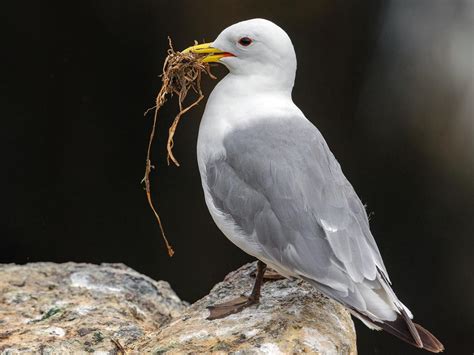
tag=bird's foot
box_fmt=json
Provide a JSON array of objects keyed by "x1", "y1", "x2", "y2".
[
  {"x1": 263, "y1": 268, "x2": 285, "y2": 281},
  {"x1": 207, "y1": 295, "x2": 258, "y2": 320},
  {"x1": 251, "y1": 268, "x2": 285, "y2": 281}
]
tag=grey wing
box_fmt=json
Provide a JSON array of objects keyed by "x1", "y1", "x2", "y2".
[{"x1": 205, "y1": 117, "x2": 404, "y2": 321}]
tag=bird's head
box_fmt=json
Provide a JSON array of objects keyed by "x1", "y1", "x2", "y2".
[{"x1": 183, "y1": 18, "x2": 297, "y2": 92}]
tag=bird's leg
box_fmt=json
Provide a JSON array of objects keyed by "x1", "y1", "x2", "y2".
[
  {"x1": 207, "y1": 261, "x2": 266, "y2": 320},
  {"x1": 249, "y1": 260, "x2": 266, "y2": 301}
]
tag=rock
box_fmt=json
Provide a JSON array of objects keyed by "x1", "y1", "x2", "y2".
[
  {"x1": 0, "y1": 262, "x2": 357, "y2": 354},
  {"x1": 0, "y1": 262, "x2": 186, "y2": 353},
  {"x1": 135, "y1": 263, "x2": 357, "y2": 354}
]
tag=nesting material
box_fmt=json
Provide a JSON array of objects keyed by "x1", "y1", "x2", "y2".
[{"x1": 142, "y1": 38, "x2": 215, "y2": 256}]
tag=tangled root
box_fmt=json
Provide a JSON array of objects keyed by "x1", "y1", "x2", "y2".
[{"x1": 143, "y1": 38, "x2": 216, "y2": 256}]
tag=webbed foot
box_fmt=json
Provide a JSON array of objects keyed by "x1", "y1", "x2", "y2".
[{"x1": 207, "y1": 295, "x2": 258, "y2": 320}]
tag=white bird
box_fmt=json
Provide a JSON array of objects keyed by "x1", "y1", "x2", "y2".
[{"x1": 184, "y1": 18, "x2": 443, "y2": 352}]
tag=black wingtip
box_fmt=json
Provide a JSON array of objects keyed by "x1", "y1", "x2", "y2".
[
  {"x1": 375, "y1": 316, "x2": 444, "y2": 353},
  {"x1": 414, "y1": 323, "x2": 445, "y2": 353},
  {"x1": 353, "y1": 310, "x2": 444, "y2": 353}
]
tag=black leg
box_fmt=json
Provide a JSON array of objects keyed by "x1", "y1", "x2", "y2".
[
  {"x1": 249, "y1": 260, "x2": 266, "y2": 301},
  {"x1": 207, "y1": 261, "x2": 267, "y2": 320}
]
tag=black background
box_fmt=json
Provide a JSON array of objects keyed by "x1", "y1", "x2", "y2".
[{"x1": 3, "y1": 1, "x2": 473, "y2": 354}]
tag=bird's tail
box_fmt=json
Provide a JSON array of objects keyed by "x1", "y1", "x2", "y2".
[{"x1": 352, "y1": 308, "x2": 444, "y2": 353}]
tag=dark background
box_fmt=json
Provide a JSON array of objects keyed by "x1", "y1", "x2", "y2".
[{"x1": 3, "y1": 1, "x2": 473, "y2": 353}]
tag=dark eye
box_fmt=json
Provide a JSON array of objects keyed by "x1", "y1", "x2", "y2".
[{"x1": 238, "y1": 37, "x2": 253, "y2": 46}]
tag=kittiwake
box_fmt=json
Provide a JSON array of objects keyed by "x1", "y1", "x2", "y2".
[{"x1": 184, "y1": 18, "x2": 443, "y2": 353}]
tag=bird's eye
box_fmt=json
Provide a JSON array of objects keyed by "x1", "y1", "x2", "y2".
[{"x1": 238, "y1": 37, "x2": 253, "y2": 47}]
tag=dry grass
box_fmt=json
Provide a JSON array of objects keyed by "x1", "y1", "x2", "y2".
[{"x1": 142, "y1": 38, "x2": 215, "y2": 256}]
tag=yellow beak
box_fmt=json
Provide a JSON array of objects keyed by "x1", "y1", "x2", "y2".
[{"x1": 182, "y1": 42, "x2": 234, "y2": 63}]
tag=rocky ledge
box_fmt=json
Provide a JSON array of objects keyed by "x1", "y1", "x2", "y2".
[{"x1": 0, "y1": 262, "x2": 356, "y2": 354}]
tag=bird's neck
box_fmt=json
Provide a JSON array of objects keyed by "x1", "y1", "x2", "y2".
[
  {"x1": 217, "y1": 72, "x2": 294, "y2": 97},
  {"x1": 203, "y1": 72, "x2": 299, "y2": 130},
  {"x1": 197, "y1": 72, "x2": 303, "y2": 163}
]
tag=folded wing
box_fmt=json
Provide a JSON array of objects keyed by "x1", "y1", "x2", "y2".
[{"x1": 206, "y1": 116, "x2": 409, "y2": 323}]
